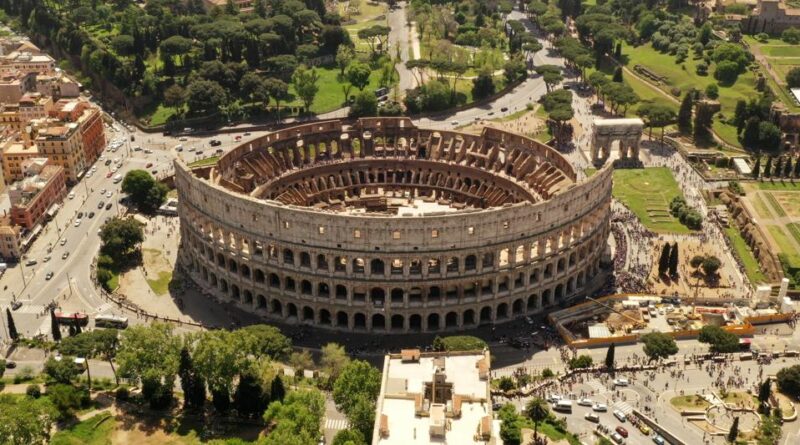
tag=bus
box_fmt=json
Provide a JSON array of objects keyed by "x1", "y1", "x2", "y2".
[
  {"x1": 554, "y1": 400, "x2": 573, "y2": 413},
  {"x1": 94, "y1": 314, "x2": 129, "y2": 329},
  {"x1": 54, "y1": 311, "x2": 89, "y2": 327}
]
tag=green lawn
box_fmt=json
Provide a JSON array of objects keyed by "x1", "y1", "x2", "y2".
[
  {"x1": 761, "y1": 45, "x2": 800, "y2": 58},
  {"x1": 724, "y1": 227, "x2": 768, "y2": 284},
  {"x1": 767, "y1": 225, "x2": 800, "y2": 267},
  {"x1": 147, "y1": 271, "x2": 174, "y2": 296},
  {"x1": 51, "y1": 413, "x2": 115, "y2": 445},
  {"x1": 188, "y1": 156, "x2": 219, "y2": 167},
  {"x1": 106, "y1": 271, "x2": 119, "y2": 291},
  {"x1": 756, "y1": 181, "x2": 800, "y2": 191},
  {"x1": 538, "y1": 421, "x2": 582, "y2": 445},
  {"x1": 764, "y1": 192, "x2": 788, "y2": 217},
  {"x1": 621, "y1": 42, "x2": 759, "y2": 148},
  {"x1": 670, "y1": 394, "x2": 711, "y2": 410},
  {"x1": 285, "y1": 66, "x2": 388, "y2": 114},
  {"x1": 612, "y1": 167, "x2": 691, "y2": 233},
  {"x1": 148, "y1": 104, "x2": 181, "y2": 127}
]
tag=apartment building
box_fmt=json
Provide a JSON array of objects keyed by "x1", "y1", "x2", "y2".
[
  {"x1": 1, "y1": 139, "x2": 40, "y2": 183},
  {"x1": 50, "y1": 99, "x2": 106, "y2": 164},
  {"x1": 0, "y1": 219, "x2": 22, "y2": 262},
  {"x1": 8, "y1": 161, "x2": 66, "y2": 230},
  {"x1": 0, "y1": 51, "x2": 56, "y2": 75},
  {"x1": 0, "y1": 70, "x2": 35, "y2": 103},
  {"x1": 18, "y1": 92, "x2": 53, "y2": 123},
  {"x1": 34, "y1": 121, "x2": 85, "y2": 183}
]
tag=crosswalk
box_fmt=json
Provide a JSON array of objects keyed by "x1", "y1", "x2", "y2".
[
  {"x1": 14, "y1": 304, "x2": 46, "y2": 315},
  {"x1": 587, "y1": 380, "x2": 607, "y2": 394},
  {"x1": 93, "y1": 303, "x2": 114, "y2": 314},
  {"x1": 324, "y1": 418, "x2": 350, "y2": 431},
  {"x1": 613, "y1": 401, "x2": 634, "y2": 415}
]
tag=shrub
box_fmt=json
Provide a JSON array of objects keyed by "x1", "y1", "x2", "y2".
[
  {"x1": 756, "y1": 33, "x2": 770, "y2": 43},
  {"x1": 26, "y1": 384, "x2": 41, "y2": 398},
  {"x1": 115, "y1": 386, "x2": 130, "y2": 400}
]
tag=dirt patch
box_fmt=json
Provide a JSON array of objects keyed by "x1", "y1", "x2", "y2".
[
  {"x1": 143, "y1": 248, "x2": 172, "y2": 275},
  {"x1": 110, "y1": 412, "x2": 264, "y2": 445}
]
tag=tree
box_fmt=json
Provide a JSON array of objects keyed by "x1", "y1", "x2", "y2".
[
  {"x1": 568, "y1": 354, "x2": 593, "y2": 369},
  {"x1": 333, "y1": 360, "x2": 381, "y2": 417},
  {"x1": 743, "y1": 117, "x2": 761, "y2": 150},
  {"x1": 504, "y1": 56, "x2": 528, "y2": 83},
  {"x1": 346, "y1": 62, "x2": 371, "y2": 91},
  {"x1": 705, "y1": 83, "x2": 719, "y2": 99},
  {"x1": 292, "y1": 65, "x2": 320, "y2": 111},
  {"x1": 638, "y1": 103, "x2": 676, "y2": 142},
  {"x1": 290, "y1": 350, "x2": 314, "y2": 373},
  {"x1": 117, "y1": 322, "x2": 181, "y2": 406},
  {"x1": 734, "y1": 100, "x2": 748, "y2": 131},
  {"x1": 186, "y1": 79, "x2": 227, "y2": 116},
  {"x1": 536, "y1": 65, "x2": 562, "y2": 92},
  {"x1": 668, "y1": 242, "x2": 679, "y2": 277},
  {"x1": 321, "y1": 343, "x2": 351, "y2": 387},
  {"x1": 193, "y1": 330, "x2": 248, "y2": 410},
  {"x1": 524, "y1": 397, "x2": 550, "y2": 437},
  {"x1": 0, "y1": 394, "x2": 53, "y2": 445},
  {"x1": 159, "y1": 36, "x2": 193, "y2": 66},
  {"x1": 332, "y1": 429, "x2": 367, "y2": 445},
  {"x1": 612, "y1": 66, "x2": 623, "y2": 82},
  {"x1": 50, "y1": 309, "x2": 61, "y2": 342},
  {"x1": 264, "y1": 78, "x2": 290, "y2": 119},
  {"x1": 605, "y1": 343, "x2": 615, "y2": 370},
  {"x1": 110, "y1": 34, "x2": 135, "y2": 56},
  {"x1": 356, "y1": 25, "x2": 390, "y2": 57},
  {"x1": 764, "y1": 156, "x2": 774, "y2": 178},
  {"x1": 270, "y1": 375, "x2": 286, "y2": 402},
  {"x1": 236, "y1": 324, "x2": 292, "y2": 360},
  {"x1": 715, "y1": 60, "x2": 741, "y2": 84},
  {"x1": 777, "y1": 365, "x2": 800, "y2": 398},
  {"x1": 787, "y1": 67, "x2": 800, "y2": 88},
  {"x1": 758, "y1": 378, "x2": 772, "y2": 403},
  {"x1": 472, "y1": 70, "x2": 496, "y2": 100},
  {"x1": 99, "y1": 217, "x2": 144, "y2": 263},
  {"x1": 694, "y1": 103, "x2": 714, "y2": 141},
  {"x1": 759, "y1": 122, "x2": 782, "y2": 152},
  {"x1": 178, "y1": 346, "x2": 205, "y2": 410},
  {"x1": 640, "y1": 332, "x2": 678, "y2": 362},
  {"x1": 349, "y1": 393, "x2": 376, "y2": 439},
  {"x1": 728, "y1": 416, "x2": 739, "y2": 442},
  {"x1": 698, "y1": 325, "x2": 739, "y2": 353},
  {"x1": 47, "y1": 384, "x2": 86, "y2": 420},
  {"x1": 121, "y1": 170, "x2": 167, "y2": 213},
  {"x1": 163, "y1": 84, "x2": 185, "y2": 108},
  {"x1": 44, "y1": 356, "x2": 81, "y2": 385},
  {"x1": 263, "y1": 389, "x2": 326, "y2": 445},
  {"x1": 234, "y1": 370, "x2": 268, "y2": 418},
  {"x1": 336, "y1": 45, "x2": 355, "y2": 76},
  {"x1": 6, "y1": 308, "x2": 17, "y2": 341},
  {"x1": 678, "y1": 92, "x2": 693, "y2": 133},
  {"x1": 702, "y1": 256, "x2": 721, "y2": 276},
  {"x1": 658, "y1": 243, "x2": 671, "y2": 276},
  {"x1": 690, "y1": 255, "x2": 705, "y2": 269},
  {"x1": 349, "y1": 90, "x2": 377, "y2": 117}
]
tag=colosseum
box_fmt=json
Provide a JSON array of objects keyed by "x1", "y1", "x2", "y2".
[{"x1": 175, "y1": 117, "x2": 613, "y2": 333}]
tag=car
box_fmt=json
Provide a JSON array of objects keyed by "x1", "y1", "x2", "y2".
[
  {"x1": 105, "y1": 159, "x2": 112, "y2": 166},
  {"x1": 25, "y1": 259, "x2": 37, "y2": 266},
  {"x1": 151, "y1": 169, "x2": 158, "y2": 175},
  {"x1": 578, "y1": 398, "x2": 593, "y2": 407},
  {"x1": 592, "y1": 403, "x2": 608, "y2": 412},
  {"x1": 106, "y1": 172, "x2": 113, "y2": 178},
  {"x1": 488, "y1": 111, "x2": 494, "y2": 116},
  {"x1": 74, "y1": 219, "x2": 81, "y2": 227},
  {"x1": 91, "y1": 166, "x2": 97, "y2": 172},
  {"x1": 613, "y1": 378, "x2": 629, "y2": 387},
  {"x1": 60, "y1": 238, "x2": 67, "y2": 246},
  {"x1": 43, "y1": 256, "x2": 51, "y2": 262},
  {"x1": 451, "y1": 120, "x2": 458, "y2": 125},
  {"x1": 133, "y1": 145, "x2": 141, "y2": 151},
  {"x1": 179, "y1": 137, "x2": 188, "y2": 142},
  {"x1": 187, "y1": 147, "x2": 195, "y2": 152},
  {"x1": 652, "y1": 434, "x2": 665, "y2": 445},
  {"x1": 500, "y1": 106, "x2": 508, "y2": 112},
  {"x1": 610, "y1": 432, "x2": 624, "y2": 444},
  {"x1": 547, "y1": 394, "x2": 562, "y2": 403},
  {"x1": 86, "y1": 171, "x2": 93, "y2": 178},
  {"x1": 106, "y1": 191, "x2": 113, "y2": 198},
  {"x1": 68, "y1": 191, "x2": 75, "y2": 199},
  {"x1": 613, "y1": 410, "x2": 627, "y2": 422},
  {"x1": 146, "y1": 162, "x2": 153, "y2": 168},
  {"x1": 46, "y1": 271, "x2": 54, "y2": 280},
  {"x1": 11, "y1": 301, "x2": 22, "y2": 310},
  {"x1": 98, "y1": 201, "x2": 105, "y2": 209},
  {"x1": 638, "y1": 424, "x2": 651, "y2": 435},
  {"x1": 4, "y1": 360, "x2": 16, "y2": 368},
  {"x1": 105, "y1": 203, "x2": 113, "y2": 210},
  {"x1": 210, "y1": 139, "x2": 222, "y2": 146},
  {"x1": 77, "y1": 212, "x2": 84, "y2": 219},
  {"x1": 615, "y1": 426, "x2": 628, "y2": 438},
  {"x1": 235, "y1": 135, "x2": 242, "y2": 141},
  {"x1": 144, "y1": 149, "x2": 152, "y2": 154},
  {"x1": 88, "y1": 211, "x2": 95, "y2": 219},
  {"x1": 62, "y1": 252, "x2": 70, "y2": 259},
  {"x1": 244, "y1": 132, "x2": 251, "y2": 136},
  {"x1": 111, "y1": 167, "x2": 118, "y2": 173},
  {"x1": 99, "y1": 155, "x2": 105, "y2": 161},
  {"x1": 584, "y1": 412, "x2": 600, "y2": 423}
]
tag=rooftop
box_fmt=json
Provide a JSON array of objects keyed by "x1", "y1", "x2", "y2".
[{"x1": 373, "y1": 350, "x2": 498, "y2": 445}]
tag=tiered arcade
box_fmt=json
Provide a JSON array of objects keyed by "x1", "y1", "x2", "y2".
[{"x1": 175, "y1": 118, "x2": 613, "y2": 332}]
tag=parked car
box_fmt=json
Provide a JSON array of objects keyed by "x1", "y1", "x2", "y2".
[
  {"x1": 610, "y1": 432, "x2": 624, "y2": 444},
  {"x1": 105, "y1": 203, "x2": 113, "y2": 210},
  {"x1": 584, "y1": 413, "x2": 600, "y2": 423},
  {"x1": 592, "y1": 403, "x2": 608, "y2": 412},
  {"x1": 613, "y1": 410, "x2": 627, "y2": 422},
  {"x1": 11, "y1": 301, "x2": 22, "y2": 310},
  {"x1": 46, "y1": 271, "x2": 54, "y2": 280},
  {"x1": 98, "y1": 201, "x2": 105, "y2": 209},
  {"x1": 88, "y1": 212, "x2": 95, "y2": 219},
  {"x1": 613, "y1": 378, "x2": 629, "y2": 387},
  {"x1": 25, "y1": 259, "x2": 37, "y2": 266},
  {"x1": 578, "y1": 398, "x2": 593, "y2": 406},
  {"x1": 62, "y1": 251, "x2": 70, "y2": 259},
  {"x1": 652, "y1": 434, "x2": 665, "y2": 445},
  {"x1": 616, "y1": 426, "x2": 628, "y2": 438}
]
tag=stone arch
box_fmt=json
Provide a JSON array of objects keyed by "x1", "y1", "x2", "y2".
[
  {"x1": 463, "y1": 309, "x2": 476, "y2": 326},
  {"x1": 231, "y1": 284, "x2": 240, "y2": 300},
  {"x1": 353, "y1": 258, "x2": 365, "y2": 273},
  {"x1": 336, "y1": 311, "x2": 349, "y2": 328},
  {"x1": 409, "y1": 314, "x2": 422, "y2": 331},
  {"x1": 285, "y1": 277, "x2": 296, "y2": 292},
  {"x1": 372, "y1": 313, "x2": 386, "y2": 330},
  {"x1": 336, "y1": 284, "x2": 348, "y2": 300},
  {"x1": 287, "y1": 303, "x2": 298, "y2": 318},
  {"x1": 354, "y1": 313, "x2": 367, "y2": 329},
  {"x1": 270, "y1": 299, "x2": 282, "y2": 314},
  {"x1": 319, "y1": 309, "x2": 332, "y2": 325},
  {"x1": 257, "y1": 294, "x2": 267, "y2": 309},
  {"x1": 217, "y1": 253, "x2": 225, "y2": 267},
  {"x1": 465, "y1": 254, "x2": 477, "y2": 271},
  {"x1": 512, "y1": 298, "x2": 524, "y2": 315},
  {"x1": 243, "y1": 289, "x2": 253, "y2": 304},
  {"x1": 543, "y1": 289, "x2": 552, "y2": 306},
  {"x1": 240, "y1": 264, "x2": 250, "y2": 278},
  {"x1": 317, "y1": 254, "x2": 328, "y2": 270},
  {"x1": 480, "y1": 306, "x2": 492, "y2": 323},
  {"x1": 446, "y1": 257, "x2": 459, "y2": 273},
  {"x1": 496, "y1": 303, "x2": 509, "y2": 320},
  {"x1": 428, "y1": 286, "x2": 441, "y2": 301},
  {"x1": 445, "y1": 311, "x2": 458, "y2": 328},
  {"x1": 391, "y1": 288, "x2": 404, "y2": 304},
  {"x1": 318, "y1": 282, "x2": 330, "y2": 297},
  {"x1": 527, "y1": 294, "x2": 538, "y2": 311},
  {"x1": 254, "y1": 269, "x2": 265, "y2": 283},
  {"x1": 427, "y1": 313, "x2": 440, "y2": 331},
  {"x1": 391, "y1": 314, "x2": 404, "y2": 331},
  {"x1": 370, "y1": 258, "x2": 385, "y2": 275},
  {"x1": 302, "y1": 306, "x2": 314, "y2": 322},
  {"x1": 300, "y1": 252, "x2": 311, "y2": 268},
  {"x1": 283, "y1": 248, "x2": 294, "y2": 265},
  {"x1": 220, "y1": 278, "x2": 229, "y2": 293},
  {"x1": 301, "y1": 280, "x2": 313, "y2": 295},
  {"x1": 370, "y1": 287, "x2": 385, "y2": 305},
  {"x1": 555, "y1": 283, "x2": 564, "y2": 300},
  {"x1": 269, "y1": 273, "x2": 280, "y2": 287}
]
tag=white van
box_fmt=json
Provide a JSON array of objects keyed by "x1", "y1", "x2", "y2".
[
  {"x1": 113, "y1": 174, "x2": 123, "y2": 183},
  {"x1": 554, "y1": 400, "x2": 573, "y2": 413}
]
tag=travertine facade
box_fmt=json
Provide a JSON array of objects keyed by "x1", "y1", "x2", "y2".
[{"x1": 176, "y1": 118, "x2": 613, "y2": 332}]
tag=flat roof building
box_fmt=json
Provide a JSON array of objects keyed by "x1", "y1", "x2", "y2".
[
  {"x1": 371, "y1": 349, "x2": 500, "y2": 445},
  {"x1": 9, "y1": 162, "x2": 66, "y2": 230},
  {"x1": 0, "y1": 217, "x2": 22, "y2": 262}
]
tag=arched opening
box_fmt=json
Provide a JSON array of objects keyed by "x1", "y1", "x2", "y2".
[
  {"x1": 353, "y1": 258, "x2": 365, "y2": 274},
  {"x1": 302, "y1": 306, "x2": 314, "y2": 322},
  {"x1": 254, "y1": 269, "x2": 265, "y2": 283},
  {"x1": 370, "y1": 258, "x2": 385, "y2": 275},
  {"x1": 317, "y1": 254, "x2": 329, "y2": 271},
  {"x1": 528, "y1": 294, "x2": 538, "y2": 311},
  {"x1": 240, "y1": 264, "x2": 250, "y2": 278},
  {"x1": 318, "y1": 282, "x2": 330, "y2": 297},
  {"x1": 336, "y1": 285, "x2": 348, "y2": 300},
  {"x1": 390, "y1": 259, "x2": 403, "y2": 275},
  {"x1": 496, "y1": 303, "x2": 508, "y2": 320},
  {"x1": 220, "y1": 279, "x2": 228, "y2": 293},
  {"x1": 428, "y1": 286, "x2": 441, "y2": 302},
  {"x1": 334, "y1": 256, "x2": 347, "y2": 273},
  {"x1": 269, "y1": 273, "x2": 280, "y2": 288},
  {"x1": 319, "y1": 309, "x2": 331, "y2": 325},
  {"x1": 270, "y1": 299, "x2": 282, "y2": 315},
  {"x1": 372, "y1": 314, "x2": 386, "y2": 330},
  {"x1": 557, "y1": 258, "x2": 565, "y2": 273},
  {"x1": 446, "y1": 257, "x2": 459, "y2": 273},
  {"x1": 407, "y1": 314, "x2": 422, "y2": 331},
  {"x1": 243, "y1": 290, "x2": 253, "y2": 304},
  {"x1": 530, "y1": 268, "x2": 540, "y2": 283},
  {"x1": 498, "y1": 276, "x2": 509, "y2": 293},
  {"x1": 480, "y1": 306, "x2": 492, "y2": 324},
  {"x1": 301, "y1": 280, "x2": 313, "y2": 295},
  {"x1": 463, "y1": 309, "x2": 476, "y2": 326},
  {"x1": 354, "y1": 313, "x2": 366, "y2": 329},
  {"x1": 427, "y1": 313, "x2": 440, "y2": 331},
  {"x1": 555, "y1": 283, "x2": 564, "y2": 300},
  {"x1": 300, "y1": 252, "x2": 311, "y2": 268},
  {"x1": 543, "y1": 289, "x2": 552, "y2": 306},
  {"x1": 428, "y1": 258, "x2": 441, "y2": 274},
  {"x1": 231, "y1": 284, "x2": 240, "y2": 300},
  {"x1": 465, "y1": 255, "x2": 477, "y2": 271},
  {"x1": 370, "y1": 288, "x2": 385, "y2": 306},
  {"x1": 285, "y1": 277, "x2": 296, "y2": 292},
  {"x1": 445, "y1": 312, "x2": 458, "y2": 328},
  {"x1": 217, "y1": 253, "x2": 225, "y2": 267},
  {"x1": 391, "y1": 288, "x2": 404, "y2": 304},
  {"x1": 287, "y1": 303, "x2": 298, "y2": 318},
  {"x1": 283, "y1": 248, "x2": 294, "y2": 265},
  {"x1": 482, "y1": 252, "x2": 494, "y2": 269},
  {"x1": 336, "y1": 311, "x2": 349, "y2": 328},
  {"x1": 409, "y1": 259, "x2": 422, "y2": 275},
  {"x1": 257, "y1": 294, "x2": 267, "y2": 308},
  {"x1": 512, "y1": 299, "x2": 523, "y2": 315},
  {"x1": 391, "y1": 315, "x2": 404, "y2": 331},
  {"x1": 409, "y1": 287, "x2": 422, "y2": 304}
]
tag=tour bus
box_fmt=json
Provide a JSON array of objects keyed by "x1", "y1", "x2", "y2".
[
  {"x1": 54, "y1": 311, "x2": 89, "y2": 327},
  {"x1": 554, "y1": 400, "x2": 573, "y2": 413},
  {"x1": 94, "y1": 314, "x2": 129, "y2": 329}
]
